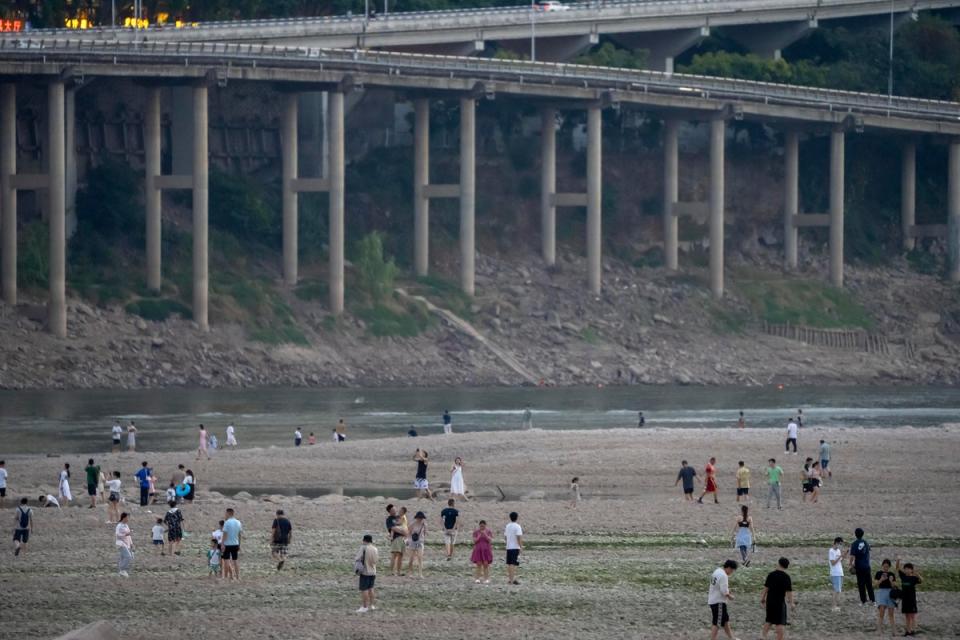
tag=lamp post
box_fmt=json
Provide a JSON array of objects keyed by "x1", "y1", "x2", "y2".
[
  {"x1": 887, "y1": 0, "x2": 895, "y2": 102},
  {"x1": 530, "y1": 1, "x2": 537, "y2": 62}
]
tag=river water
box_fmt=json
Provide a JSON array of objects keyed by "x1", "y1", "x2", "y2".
[{"x1": 0, "y1": 385, "x2": 957, "y2": 455}]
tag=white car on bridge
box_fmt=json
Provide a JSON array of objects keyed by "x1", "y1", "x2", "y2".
[{"x1": 536, "y1": 1, "x2": 572, "y2": 11}]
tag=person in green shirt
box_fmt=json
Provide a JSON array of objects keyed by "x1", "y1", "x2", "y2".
[
  {"x1": 765, "y1": 458, "x2": 783, "y2": 510},
  {"x1": 84, "y1": 459, "x2": 101, "y2": 509}
]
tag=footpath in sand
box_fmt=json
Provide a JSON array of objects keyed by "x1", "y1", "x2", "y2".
[{"x1": 2, "y1": 426, "x2": 959, "y2": 639}]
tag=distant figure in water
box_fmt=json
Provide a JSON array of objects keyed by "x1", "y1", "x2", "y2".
[
  {"x1": 738, "y1": 411, "x2": 745, "y2": 429},
  {"x1": 336, "y1": 419, "x2": 347, "y2": 442},
  {"x1": 521, "y1": 406, "x2": 533, "y2": 430},
  {"x1": 442, "y1": 410, "x2": 452, "y2": 435},
  {"x1": 408, "y1": 427, "x2": 418, "y2": 437},
  {"x1": 226, "y1": 423, "x2": 237, "y2": 448},
  {"x1": 127, "y1": 421, "x2": 138, "y2": 452},
  {"x1": 638, "y1": 412, "x2": 645, "y2": 428}
]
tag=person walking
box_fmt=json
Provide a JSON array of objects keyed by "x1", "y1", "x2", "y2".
[
  {"x1": 442, "y1": 409, "x2": 452, "y2": 435},
  {"x1": 896, "y1": 557, "x2": 922, "y2": 636},
  {"x1": 521, "y1": 406, "x2": 533, "y2": 430},
  {"x1": 765, "y1": 458, "x2": 783, "y2": 510},
  {"x1": 440, "y1": 498, "x2": 460, "y2": 560},
  {"x1": 405, "y1": 511, "x2": 427, "y2": 578},
  {"x1": 134, "y1": 461, "x2": 151, "y2": 507},
  {"x1": 849, "y1": 527, "x2": 875, "y2": 606},
  {"x1": 111, "y1": 420, "x2": 123, "y2": 453},
  {"x1": 106, "y1": 471, "x2": 122, "y2": 524},
  {"x1": 818, "y1": 439, "x2": 832, "y2": 479},
  {"x1": 226, "y1": 423, "x2": 238, "y2": 448},
  {"x1": 126, "y1": 421, "x2": 138, "y2": 452},
  {"x1": 504, "y1": 511, "x2": 524, "y2": 585},
  {"x1": 731, "y1": 505, "x2": 755, "y2": 566},
  {"x1": 829, "y1": 536, "x2": 846, "y2": 611},
  {"x1": 385, "y1": 504, "x2": 407, "y2": 576},
  {"x1": 708, "y1": 559, "x2": 739, "y2": 640},
  {"x1": 13, "y1": 497, "x2": 32, "y2": 556},
  {"x1": 58, "y1": 463, "x2": 73, "y2": 505},
  {"x1": 450, "y1": 457, "x2": 468, "y2": 501},
  {"x1": 471, "y1": 520, "x2": 494, "y2": 584},
  {"x1": 294, "y1": 429, "x2": 302, "y2": 447},
  {"x1": 271, "y1": 509, "x2": 293, "y2": 570},
  {"x1": 164, "y1": 500, "x2": 184, "y2": 555},
  {"x1": 761, "y1": 557, "x2": 796, "y2": 640},
  {"x1": 735, "y1": 461, "x2": 750, "y2": 503},
  {"x1": 115, "y1": 512, "x2": 134, "y2": 577},
  {"x1": 197, "y1": 425, "x2": 210, "y2": 461},
  {"x1": 874, "y1": 559, "x2": 899, "y2": 636},
  {"x1": 785, "y1": 418, "x2": 798, "y2": 455},
  {"x1": 355, "y1": 534, "x2": 379, "y2": 613},
  {"x1": 675, "y1": 460, "x2": 700, "y2": 501},
  {"x1": 413, "y1": 449, "x2": 434, "y2": 500},
  {"x1": 222, "y1": 508, "x2": 243, "y2": 581},
  {"x1": 84, "y1": 459, "x2": 101, "y2": 509},
  {"x1": 697, "y1": 457, "x2": 719, "y2": 504}
]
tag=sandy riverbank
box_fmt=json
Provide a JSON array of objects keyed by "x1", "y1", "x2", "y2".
[{"x1": 2, "y1": 426, "x2": 959, "y2": 639}]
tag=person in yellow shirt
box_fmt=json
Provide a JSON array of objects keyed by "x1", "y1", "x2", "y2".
[{"x1": 736, "y1": 461, "x2": 751, "y2": 503}]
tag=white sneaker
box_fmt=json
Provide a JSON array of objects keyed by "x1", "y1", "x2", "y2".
[
  {"x1": 475, "y1": 579, "x2": 481, "y2": 583},
  {"x1": 356, "y1": 607, "x2": 368, "y2": 613},
  {"x1": 118, "y1": 571, "x2": 129, "y2": 577},
  {"x1": 369, "y1": 605, "x2": 377, "y2": 611}
]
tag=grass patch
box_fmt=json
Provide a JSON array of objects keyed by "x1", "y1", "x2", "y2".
[
  {"x1": 355, "y1": 298, "x2": 432, "y2": 337},
  {"x1": 294, "y1": 279, "x2": 328, "y2": 302},
  {"x1": 125, "y1": 298, "x2": 192, "y2": 322},
  {"x1": 411, "y1": 274, "x2": 474, "y2": 320},
  {"x1": 249, "y1": 324, "x2": 308, "y2": 346},
  {"x1": 735, "y1": 273, "x2": 873, "y2": 329},
  {"x1": 710, "y1": 306, "x2": 750, "y2": 334},
  {"x1": 580, "y1": 327, "x2": 601, "y2": 344}
]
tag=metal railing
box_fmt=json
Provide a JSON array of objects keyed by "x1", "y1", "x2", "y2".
[{"x1": 1, "y1": 38, "x2": 959, "y2": 124}]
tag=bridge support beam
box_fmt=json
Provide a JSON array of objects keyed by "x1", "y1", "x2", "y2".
[
  {"x1": 171, "y1": 86, "x2": 194, "y2": 175},
  {"x1": 48, "y1": 80, "x2": 67, "y2": 338},
  {"x1": 615, "y1": 27, "x2": 709, "y2": 74},
  {"x1": 329, "y1": 91, "x2": 345, "y2": 314},
  {"x1": 192, "y1": 85, "x2": 209, "y2": 331},
  {"x1": 663, "y1": 118, "x2": 679, "y2": 271},
  {"x1": 784, "y1": 130, "x2": 799, "y2": 269},
  {"x1": 1, "y1": 84, "x2": 15, "y2": 305},
  {"x1": 587, "y1": 105, "x2": 602, "y2": 295},
  {"x1": 901, "y1": 140, "x2": 916, "y2": 252},
  {"x1": 282, "y1": 92, "x2": 299, "y2": 287},
  {"x1": 725, "y1": 19, "x2": 817, "y2": 60},
  {"x1": 829, "y1": 128, "x2": 845, "y2": 289},
  {"x1": 414, "y1": 98, "x2": 430, "y2": 276},
  {"x1": 65, "y1": 86, "x2": 77, "y2": 238},
  {"x1": 540, "y1": 107, "x2": 556, "y2": 267},
  {"x1": 949, "y1": 138, "x2": 960, "y2": 282},
  {"x1": 709, "y1": 117, "x2": 725, "y2": 299},
  {"x1": 145, "y1": 87, "x2": 162, "y2": 292},
  {"x1": 459, "y1": 97, "x2": 476, "y2": 297}
]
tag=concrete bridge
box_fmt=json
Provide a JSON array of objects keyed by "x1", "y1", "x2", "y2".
[{"x1": 0, "y1": 39, "x2": 958, "y2": 337}]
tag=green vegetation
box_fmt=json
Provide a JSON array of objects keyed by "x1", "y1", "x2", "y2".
[
  {"x1": 580, "y1": 326, "x2": 601, "y2": 344},
  {"x1": 17, "y1": 221, "x2": 48, "y2": 288},
  {"x1": 411, "y1": 274, "x2": 474, "y2": 321},
  {"x1": 355, "y1": 232, "x2": 398, "y2": 304},
  {"x1": 574, "y1": 42, "x2": 647, "y2": 70},
  {"x1": 125, "y1": 298, "x2": 192, "y2": 321},
  {"x1": 734, "y1": 271, "x2": 874, "y2": 329},
  {"x1": 355, "y1": 299, "x2": 431, "y2": 337}
]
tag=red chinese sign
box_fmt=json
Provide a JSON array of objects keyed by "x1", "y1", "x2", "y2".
[{"x1": 1, "y1": 20, "x2": 24, "y2": 32}]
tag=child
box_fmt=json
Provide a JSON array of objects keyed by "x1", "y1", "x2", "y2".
[
  {"x1": 207, "y1": 538, "x2": 222, "y2": 578},
  {"x1": 294, "y1": 429, "x2": 302, "y2": 447},
  {"x1": 308, "y1": 432, "x2": 317, "y2": 445},
  {"x1": 897, "y1": 557, "x2": 922, "y2": 636},
  {"x1": 471, "y1": 520, "x2": 493, "y2": 584},
  {"x1": 398, "y1": 506, "x2": 410, "y2": 533},
  {"x1": 148, "y1": 474, "x2": 158, "y2": 504},
  {"x1": 165, "y1": 483, "x2": 177, "y2": 504},
  {"x1": 569, "y1": 477, "x2": 581, "y2": 509},
  {"x1": 828, "y1": 536, "x2": 846, "y2": 611},
  {"x1": 152, "y1": 518, "x2": 166, "y2": 556},
  {"x1": 212, "y1": 520, "x2": 224, "y2": 546}
]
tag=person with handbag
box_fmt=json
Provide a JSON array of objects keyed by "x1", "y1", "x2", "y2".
[
  {"x1": 874, "y1": 559, "x2": 899, "y2": 636},
  {"x1": 405, "y1": 511, "x2": 428, "y2": 578},
  {"x1": 355, "y1": 534, "x2": 379, "y2": 613}
]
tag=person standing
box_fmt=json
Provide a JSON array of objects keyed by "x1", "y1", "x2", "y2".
[
  {"x1": 222, "y1": 508, "x2": 243, "y2": 581},
  {"x1": 737, "y1": 411, "x2": 745, "y2": 429},
  {"x1": 697, "y1": 457, "x2": 719, "y2": 504},
  {"x1": 57, "y1": 463, "x2": 73, "y2": 505},
  {"x1": 183, "y1": 469, "x2": 196, "y2": 503},
  {"x1": 225, "y1": 423, "x2": 237, "y2": 448},
  {"x1": 675, "y1": 460, "x2": 700, "y2": 501},
  {"x1": 271, "y1": 509, "x2": 293, "y2": 570},
  {"x1": 450, "y1": 457, "x2": 468, "y2": 501},
  {"x1": 440, "y1": 499, "x2": 460, "y2": 560},
  {"x1": 849, "y1": 527, "x2": 875, "y2": 606},
  {"x1": 385, "y1": 504, "x2": 407, "y2": 576},
  {"x1": 765, "y1": 458, "x2": 783, "y2": 510},
  {"x1": 442, "y1": 409, "x2": 452, "y2": 435},
  {"x1": 0, "y1": 460, "x2": 7, "y2": 508},
  {"x1": 134, "y1": 462, "x2": 151, "y2": 507},
  {"x1": 127, "y1": 421, "x2": 138, "y2": 452},
  {"x1": 405, "y1": 511, "x2": 427, "y2": 578},
  {"x1": 818, "y1": 439, "x2": 832, "y2": 479},
  {"x1": 336, "y1": 418, "x2": 347, "y2": 442},
  {"x1": 638, "y1": 411, "x2": 645, "y2": 427},
  {"x1": 874, "y1": 559, "x2": 899, "y2": 635},
  {"x1": 504, "y1": 511, "x2": 523, "y2": 585},
  {"x1": 115, "y1": 512, "x2": 134, "y2": 577},
  {"x1": 735, "y1": 461, "x2": 750, "y2": 503},
  {"x1": 569, "y1": 477, "x2": 581, "y2": 508},
  {"x1": 471, "y1": 520, "x2": 494, "y2": 584},
  {"x1": 13, "y1": 497, "x2": 32, "y2": 556},
  {"x1": 731, "y1": 505, "x2": 755, "y2": 566},
  {"x1": 761, "y1": 557, "x2": 796, "y2": 640},
  {"x1": 84, "y1": 459, "x2": 101, "y2": 509},
  {"x1": 521, "y1": 406, "x2": 533, "y2": 430},
  {"x1": 829, "y1": 537, "x2": 846, "y2": 611},
  {"x1": 355, "y1": 534, "x2": 379, "y2": 613},
  {"x1": 896, "y1": 557, "x2": 922, "y2": 636},
  {"x1": 294, "y1": 429, "x2": 303, "y2": 447},
  {"x1": 164, "y1": 500, "x2": 184, "y2": 555},
  {"x1": 413, "y1": 449, "x2": 434, "y2": 500},
  {"x1": 197, "y1": 425, "x2": 210, "y2": 461},
  {"x1": 708, "y1": 560, "x2": 739, "y2": 640},
  {"x1": 105, "y1": 471, "x2": 122, "y2": 524},
  {"x1": 111, "y1": 420, "x2": 123, "y2": 453},
  {"x1": 796, "y1": 409, "x2": 804, "y2": 428},
  {"x1": 785, "y1": 418, "x2": 798, "y2": 455}
]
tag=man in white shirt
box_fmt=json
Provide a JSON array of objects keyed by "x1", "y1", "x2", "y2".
[
  {"x1": 0, "y1": 460, "x2": 8, "y2": 507},
  {"x1": 785, "y1": 418, "x2": 799, "y2": 454},
  {"x1": 111, "y1": 422, "x2": 123, "y2": 453},
  {"x1": 708, "y1": 560, "x2": 738, "y2": 640},
  {"x1": 829, "y1": 536, "x2": 846, "y2": 611},
  {"x1": 39, "y1": 494, "x2": 60, "y2": 508},
  {"x1": 504, "y1": 511, "x2": 523, "y2": 585}
]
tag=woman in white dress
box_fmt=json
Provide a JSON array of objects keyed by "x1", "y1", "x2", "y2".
[
  {"x1": 58, "y1": 463, "x2": 73, "y2": 504},
  {"x1": 127, "y1": 422, "x2": 138, "y2": 452},
  {"x1": 450, "y1": 457, "x2": 468, "y2": 501},
  {"x1": 226, "y1": 423, "x2": 237, "y2": 447}
]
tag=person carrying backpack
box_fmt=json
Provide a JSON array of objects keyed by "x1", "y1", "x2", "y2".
[{"x1": 13, "y1": 497, "x2": 32, "y2": 556}]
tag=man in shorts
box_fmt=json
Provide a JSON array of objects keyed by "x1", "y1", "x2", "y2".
[
  {"x1": 819, "y1": 439, "x2": 832, "y2": 479},
  {"x1": 761, "y1": 557, "x2": 795, "y2": 640},
  {"x1": 385, "y1": 504, "x2": 407, "y2": 576},
  {"x1": 111, "y1": 421, "x2": 123, "y2": 453},
  {"x1": 413, "y1": 449, "x2": 433, "y2": 500},
  {"x1": 84, "y1": 459, "x2": 101, "y2": 508},
  {"x1": 735, "y1": 461, "x2": 750, "y2": 503},
  {"x1": 271, "y1": 509, "x2": 293, "y2": 570},
  {"x1": 698, "y1": 457, "x2": 719, "y2": 504},
  {"x1": 440, "y1": 499, "x2": 460, "y2": 560},
  {"x1": 675, "y1": 460, "x2": 699, "y2": 501},
  {"x1": 221, "y1": 508, "x2": 243, "y2": 581},
  {"x1": 504, "y1": 511, "x2": 523, "y2": 585},
  {"x1": 13, "y1": 497, "x2": 32, "y2": 556},
  {"x1": 708, "y1": 559, "x2": 738, "y2": 640},
  {"x1": 356, "y1": 534, "x2": 379, "y2": 613}
]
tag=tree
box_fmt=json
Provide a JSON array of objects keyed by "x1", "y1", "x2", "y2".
[{"x1": 356, "y1": 232, "x2": 398, "y2": 303}]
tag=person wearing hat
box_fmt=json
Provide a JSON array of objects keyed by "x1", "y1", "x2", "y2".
[{"x1": 405, "y1": 511, "x2": 428, "y2": 578}]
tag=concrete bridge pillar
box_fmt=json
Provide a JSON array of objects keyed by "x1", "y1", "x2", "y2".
[
  {"x1": 459, "y1": 97, "x2": 476, "y2": 297},
  {"x1": 829, "y1": 128, "x2": 845, "y2": 289},
  {"x1": 949, "y1": 138, "x2": 960, "y2": 282},
  {"x1": 192, "y1": 85, "x2": 209, "y2": 331},
  {"x1": 414, "y1": 98, "x2": 430, "y2": 277},
  {"x1": 709, "y1": 117, "x2": 725, "y2": 299},
  {"x1": 48, "y1": 80, "x2": 67, "y2": 338},
  {"x1": 145, "y1": 87, "x2": 162, "y2": 292},
  {"x1": 901, "y1": 140, "x2": 916, "y2": 252},
  {"x1": 587, "y1": 105, "x2": 602, "y2": 295},
  {"x1": 329, "y1": 90, "x2": 345, "y2": 315},
  {"x1": 784, "y1": 130, "x2": 799, "y2": 270},
  {"x1": 1, "y1": 84, "x2": 15, "y2": 305},
  {"x1": 614, "y1": 27, "x2": 709, "y2": 74},
  {"x1": 65, "y1": 87, "x2": 77, "y2": 238},
  {"x1": 282, "y1": 92, "x2": 299, "y2": 287},
  {"x1": 171, "y1": 86, "x2": 194, "y2": 175},
  {"x1": 663, "y1": 118, "x2": 679, "y2": 271},
  {"x1": 540, "y1": 107, "x2": 556, "y2": 267}
]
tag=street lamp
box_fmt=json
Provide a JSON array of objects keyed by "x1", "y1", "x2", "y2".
[
  {"x1": 530, "y1": 1, "x2": 537, "y2": 62},
  {"x1": 887, "y1": 0, "x2": 894, "y2": 102}
]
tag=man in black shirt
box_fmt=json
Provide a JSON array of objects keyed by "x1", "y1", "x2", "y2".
[
  {"x1": 439, "y1": 499, "x2": 460, "y2": 560},
  {"x1": 761, "y1": 557, "x2": 796, "y2": 640},
  {"x1": 413, "y1": 449, "x2": 434, "y2": 500},
  {"x1": 271, "y1": 509, "x2": 293, "y2": 570}
]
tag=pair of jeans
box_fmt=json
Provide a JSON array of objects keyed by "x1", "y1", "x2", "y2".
[
  {"x1": 118, "y1": 546, "x2": 133, "y2": 573},
  {"x1": 766, "y1": 483, "x2": 782, "y2": 509},
  {"x1": 855, "y1": 567, "x2": 875, "y2": 604},
  {"x1": 785, "y1": 438, "x2": 797, "y2": 452},
  {"x1": 139, "y1": 486, "x2": 149, "y2": 506}
]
